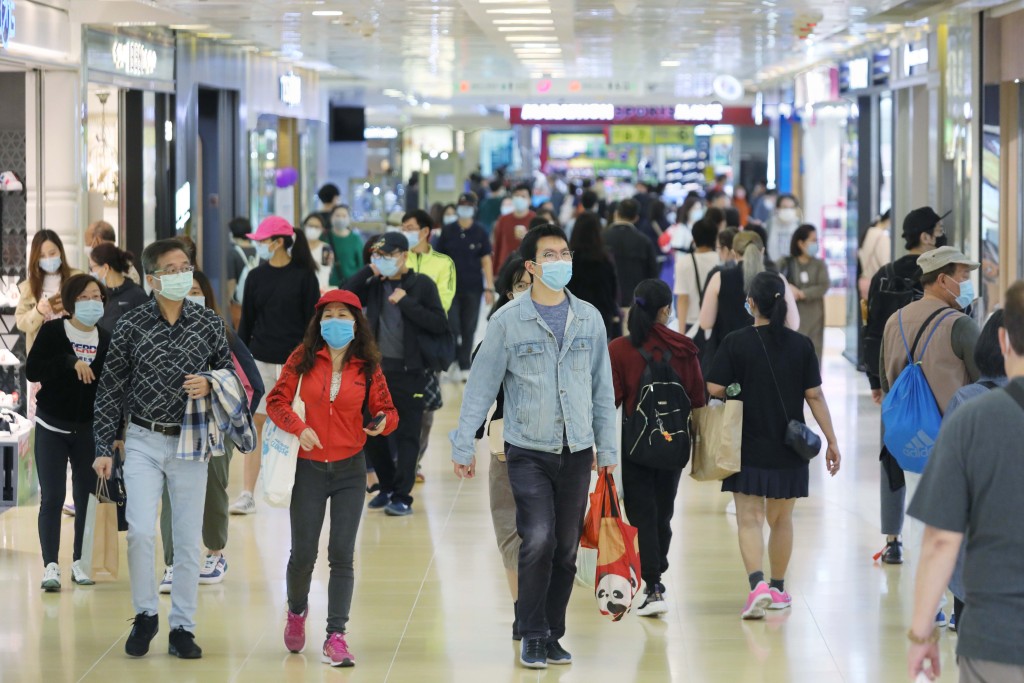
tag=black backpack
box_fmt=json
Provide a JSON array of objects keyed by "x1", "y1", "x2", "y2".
[
  {"x1": 623, "y1": 347, "x2": 692, "y2": 470},
  {"x1": 863, "y1": 263, "x2": 922, "y2": 376}
]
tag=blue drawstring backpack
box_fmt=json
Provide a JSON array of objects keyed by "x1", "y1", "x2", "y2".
[{"x1": 882, "y1": 307, "x2": 957, "y2": 473}]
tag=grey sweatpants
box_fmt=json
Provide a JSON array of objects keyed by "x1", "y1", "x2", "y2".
[{"x1": 880, "y1": 461, "x2": 906, "y2": 537}]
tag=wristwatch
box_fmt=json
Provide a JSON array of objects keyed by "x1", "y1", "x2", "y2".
[{"x1": 906, "y1": 628, "x2": 940, "y2": 645}]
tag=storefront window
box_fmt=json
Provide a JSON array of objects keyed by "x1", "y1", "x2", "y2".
[
  {"x1": 980, "y1": 84, "x2": 1001, "y2": 314},
  {"x1": 249, "y1": 127, "x2": 279, "y2": 223}
]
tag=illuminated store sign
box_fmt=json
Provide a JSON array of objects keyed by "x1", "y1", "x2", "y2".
[
  {"x1": 280, "y1": 72, "x2": 302, "y2": 106},
  {"x1": 0, "y1": 0, "x2": 14, "y2": 50},
  {"x1": 510, "y1": 103, "x2": 755, "y2": 126},
  {"x1": 903, "y1": 44, "x2": 929, "y2": 76},
  {"x1": 112, "y1": 40, "x2": 158, "y2": 77},
  {"x1": 364, "y1": 126, "x2": 399, "y2": 139}
]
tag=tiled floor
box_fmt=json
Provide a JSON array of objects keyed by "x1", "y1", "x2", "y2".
[{"x1": 0, "y1": 331, "x2": 960, "y2": 682}]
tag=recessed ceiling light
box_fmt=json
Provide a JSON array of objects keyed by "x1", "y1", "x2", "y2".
[
  {"x1": 312, "y1": 10, "x2": 344, "y2": 17},
  {"x1": 661, "y1": 60, "x2": 680, "y2": 67},
  {"x1": 492, "y1": 19, "x2": 554, "y2": 24},
  {"x1": 498, "y1": 26, "x2": 555, "y2": 31},
  {"x1": 505, "y1": 35, "x2": 558, "y2": 42},
  {"x1": 480, "y1": 0, "x2": 548, "y2": 3},
  {"x1": 486, "y1": 8, "x2": 552, "y2": 14}
]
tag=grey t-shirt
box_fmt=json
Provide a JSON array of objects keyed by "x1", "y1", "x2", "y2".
[
  {"x1": 908, "y1": 376, "x2": 1024, "y2": 666},
  {"x1": 534, "y1": 298, "x2": 570, "y2": 349},
  {"x1": 378, "y1": 281, "x2": 405, "y2": 360}
]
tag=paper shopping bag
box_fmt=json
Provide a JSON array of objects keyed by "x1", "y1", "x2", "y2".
[
  {"x1": 79, "y1": 493, "x2": 99, "y2": 576},
  {"x1": 593, "y1": 472, "x2": 641, "y2": 621},
  {"x1": 85, "y1": 491, "x2": 120, "y2": 580},
  {"x1": 690, "y1": 399, "x2": 743, "y2": 482}
]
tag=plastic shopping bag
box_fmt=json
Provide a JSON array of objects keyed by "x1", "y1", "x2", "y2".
[{"x1": 260, "y1": 377, "x2": 304, "y2": 508}]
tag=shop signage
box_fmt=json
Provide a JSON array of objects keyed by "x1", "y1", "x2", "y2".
[
  {"x1": 112, "y1": 40, "x2": 158, "y2": 77},
  {"x1": 609, "y1": 126, "x2": 653, "y2": 144},
  {"x1": 510, "y1": 103, "x2": 756, "y2": 126},
  {"x1": 903, "y1": 43, "x2": 929, "y2": 76},
  {"x1": 280, "y1": 72, "x2": 302, "y2": 107},
  {"x1": 364, "y1": 126, "x2": 398, "y2": 140},
  {"x1": 0, "y1": 0, "x2": 14, "y2": 51},
  {"x1": 606, "y1": 127, "x2": 701, "y2": 146}
]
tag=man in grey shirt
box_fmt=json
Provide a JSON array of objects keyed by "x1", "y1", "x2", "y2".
[{"x1": 907, "y1": 280, "x2": 1024, "y2": 682}]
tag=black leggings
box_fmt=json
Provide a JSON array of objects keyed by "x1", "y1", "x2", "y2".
[{"x1": 35, "y1": 424, "x2": 97, "y2": 566}]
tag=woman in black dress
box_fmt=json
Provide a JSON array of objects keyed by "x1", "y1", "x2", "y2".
[
  {"x1": 706, "y1": 272, "x2": 841, "y2": 621},
  {"x1": 567, "y1": 212, "x2": 620, "y2": 339}
]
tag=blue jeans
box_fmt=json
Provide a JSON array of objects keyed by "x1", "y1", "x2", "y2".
[
  {"x1": 506, "y1": 444, "x2": 592, "y2": 642},
  {"x1": 123, "y1": 423, "x2": 209, "y2": 631}
]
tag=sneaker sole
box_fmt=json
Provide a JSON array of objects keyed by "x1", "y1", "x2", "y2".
[
  {"x1": 169, "y1": 646, "x2": 202, "y2": 659},
  {"x1": 519, "y1": 658, "x2": 548, "y2": 670},
  {"x1": 547, "y1": 657, "x2": 572, "y2": 665},
  {"x1": 384, "y1": 509, "x2": 412, "y2": 517},
  {"x1": 229, "y1": 507, "x2": 255, "y2": 515},
  {"x1": 40, "y1": 581, "x2": 60, "y2": 592},
  {"x1": 766, "y1": 601, "x2": 792, "y2": 611},
  {"x1": 198, "y1": 574, "x2": 225, "y2": 585},
  {"x1": 320, "y1": 654, "x2": 354, "y2": 667},
  {"x1": 159, "y1": 585, "x2": 172, "y2": 594},
  {"x1": 741, "y1": 594, "x2": 773, "y2": 620},
  {"x1": 636, "y1": 603, "x2": 669, "y2": 617},
  {"x1": 71, "y1": 576, "x2": 95, "y2": 586}
]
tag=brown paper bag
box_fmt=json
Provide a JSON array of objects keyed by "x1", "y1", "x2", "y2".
[
  {"x1": 690, "y1": 400, "x2": 743, "y2": 481},
  {"x1": 89, "y1": 495, "x2": 121, "y2": 580}
]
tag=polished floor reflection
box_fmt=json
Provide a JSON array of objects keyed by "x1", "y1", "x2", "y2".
[{"x1": 0, "y1": 332, "x2": 960, "y2": 682}]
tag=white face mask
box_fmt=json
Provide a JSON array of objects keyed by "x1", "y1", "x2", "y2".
[{"x1": 777, "y1": 207, "x2": 798, "y2": 223}]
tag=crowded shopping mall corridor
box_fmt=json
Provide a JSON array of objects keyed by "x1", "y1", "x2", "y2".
[{"x1": 0, "y1": 332, "x2": 958, "y2": 682}]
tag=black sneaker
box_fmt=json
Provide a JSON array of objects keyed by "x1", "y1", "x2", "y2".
[
  {"x1": 881, "y1": 540, "x2": 904, "y2": 565},
  {"x1": 546, "y1": 640, "x2": 572, "y2": 665},
  {"x1": 168, "y1": 627, "x2": 203, "y2": 659},
  {"x1": 125, "y1": 613, "x2": 159, "y2": 657},
  {"x1": 512, "y1": 602, "x2": 521, "y2": 641},
  {"x1": 519, "y1": 637, "x2": 547, "y2": 669}
]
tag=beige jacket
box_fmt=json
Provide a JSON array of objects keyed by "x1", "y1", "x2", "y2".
[
  {"x1": 880, "y1": 295, "x2": 981, "y2": 415},
  {"x1": 15, "y1": 271, "x2": 83, "y2": 352}
]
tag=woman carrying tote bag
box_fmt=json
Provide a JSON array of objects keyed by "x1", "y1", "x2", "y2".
[
  {"x1": 265, "y1": 289, "x2": 397, "y2": 668},
  {"x1": 705, "y1": 272, "x2": 841, "y2": 621}
]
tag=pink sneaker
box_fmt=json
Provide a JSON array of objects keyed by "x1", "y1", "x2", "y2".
[
  {"x1": 322, "y1": 632, "x2": 355, "y2": 668},
  {"x1": 741, "y1": 581, "x2": 773, "y2": 620},
  {"x1": 284, "y1": 607, "x2": 307, "y2": 653},
  {"x1": 768, "y1": 587, "x2": 792, "y2": 610}
]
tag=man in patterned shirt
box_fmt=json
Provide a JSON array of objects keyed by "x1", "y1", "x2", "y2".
[{"x1": 93, "y1": 239, "x2": 234, "y2": 661}]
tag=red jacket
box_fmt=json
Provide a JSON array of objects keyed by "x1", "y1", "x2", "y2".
[
  {"x1": 608, "y1": 324, "x2": 707, "y2": 416},
  {"x1": 266, "y1": 347, "x2": 398, "y2": 462},
  {"x1": 491, "y1": 210, "x2": 535, "y2": 275}
]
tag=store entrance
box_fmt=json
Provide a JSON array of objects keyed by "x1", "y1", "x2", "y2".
[{"x1": 195, "y1": 87, "x2": 238, "y2": 298}]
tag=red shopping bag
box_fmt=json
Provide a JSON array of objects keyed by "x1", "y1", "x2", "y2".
[
  {"x1": 592, "y1": 472, "x2": 641, "y2": 621},
  {"x1": 579, "y1": 472, "x2": 611, "y2": 550}
]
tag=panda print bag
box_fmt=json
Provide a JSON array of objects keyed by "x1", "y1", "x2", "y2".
[{"x1": 591, "y1": 471, "x2": 642, "y2": 621}]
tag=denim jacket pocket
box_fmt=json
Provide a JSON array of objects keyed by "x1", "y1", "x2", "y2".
[
  {"x1": 567, "y1": 336, "x2": 593, "y2": 372},
  {"x1": 514, "y1": 341, "x2": 546, "y2": 375}
]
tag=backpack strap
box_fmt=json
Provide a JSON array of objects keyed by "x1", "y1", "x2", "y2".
[
  {"x1": 1004, "y1": 381, "x2": 1024, "y2": 415},
  {"x1": 690, "y1": 252, "x2": 706, "y2": 305},
  {"x1": 913, "y1": 309, "x2": 958, "y2": 363},
  {"x1": 978, "y1": 380, "x2": 999, "y2": 390},
  {"x1": 899, "y1": 307, "x2": 952, "y2": 365}
]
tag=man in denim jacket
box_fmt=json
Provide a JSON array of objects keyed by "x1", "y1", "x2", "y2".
[{"x1": 450, "y1": 224, "x2": 617, "y2": 670}]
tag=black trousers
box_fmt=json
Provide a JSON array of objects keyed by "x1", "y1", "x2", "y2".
[
  {"x1": 621, "y1": 458, "x2": 682, "y2": 588},
  {"x1": 364, "y1": 367, "x2": 426, "y2": 506},
  {"x1": 287, "y1": 456, "x2": 366, "y2": 635},
  {"x1": 448, "y1": 288, "x2": 483, "y2": 371},
  {"x1": 35, "y1": 424, "x2": 97, "y2": 565}
]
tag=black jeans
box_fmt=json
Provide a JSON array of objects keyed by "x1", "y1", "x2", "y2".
[
  {"x1": 364, "y1": 367, "x2": 426, "y2": 506},
  {"x1": 506, "y1": 444, "x2": 592, "y2": 642},
  {"x1": 35, "y1": 423, "x2": 97, "y2": 565},
  {"x1": 621, "y1": 458, "x2": 682, "y2": 587},
  {"x1": 287, "y1": 455, "x2": 367, "y2": 635},
  {"x1": 449, "y1": 288, "x2": 483, "y2": 371}
]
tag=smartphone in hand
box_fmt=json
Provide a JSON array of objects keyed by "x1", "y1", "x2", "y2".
[{"x1": 365, "y1": 414, "x2": 385, "y2": 431}]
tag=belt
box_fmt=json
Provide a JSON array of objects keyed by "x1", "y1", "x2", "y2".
[{"x1": 130, "y1": 416, "x2": 182, "y2": 436}]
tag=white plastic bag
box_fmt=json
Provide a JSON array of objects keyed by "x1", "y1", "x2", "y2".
[{"x1": 260, "y1": 377, "x2": 304, "y2": 508}]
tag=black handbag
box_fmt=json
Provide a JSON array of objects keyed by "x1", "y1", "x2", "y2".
[
  {"x1": 98, "y1": 454, "x2": 129, "y2": 531},
  {"x1": 753, "y1": 328, "x2": 822, "y2": 461}
]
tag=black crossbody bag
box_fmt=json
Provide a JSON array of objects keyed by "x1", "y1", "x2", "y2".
[{"x1": 753, "y1": 328, "x2": 822, "y2": 461}]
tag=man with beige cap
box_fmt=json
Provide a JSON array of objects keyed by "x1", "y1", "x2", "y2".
[{"x1": 880, "y1": 245, "x2": 981, "y2": 628}]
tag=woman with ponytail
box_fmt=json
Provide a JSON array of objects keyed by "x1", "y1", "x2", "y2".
[
  {"x1": 608, "y1": 279, "x2": 706, "y2": 617},
  {"x1": 698, "y1": 230, "x2": 799, "y2": 372},
  {"x1": 89, "y1": 242, "x2": 148, "y2": 333},
  {"x1": 705, "y1": 271, "x2": 841, "y2": 621}
]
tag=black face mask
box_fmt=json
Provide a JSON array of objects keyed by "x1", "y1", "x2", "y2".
[{"x1": 934, "y1": 233, "x2": 948, "y2": 248}]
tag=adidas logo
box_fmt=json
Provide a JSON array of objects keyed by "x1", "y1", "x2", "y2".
[{"x1": 902, "y1": 430, "x2": 936, "y2": 460}]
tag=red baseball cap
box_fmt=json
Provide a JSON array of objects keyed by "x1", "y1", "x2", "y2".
[
  {"x1": 247, "y1": 216, "x2": 294, "y2": 241},
  {"x1": 316, "y1": 289, "x2": 363, "y2": 310}
]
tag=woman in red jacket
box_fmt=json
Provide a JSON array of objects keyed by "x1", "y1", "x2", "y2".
[
  {"x1": 266, "y1": 289, "x2": 397, "y2": 669},
  {"x1": 608, "y1": 279, "x2": 706, "y2": 618}
]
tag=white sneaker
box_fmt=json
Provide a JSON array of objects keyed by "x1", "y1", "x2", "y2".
[
  {"x1": 229, "y1": 491, "x2": 256, "y2": 515},
  {"x1": 159, "y1": 567, "x2": 173, "y2": 594},
  {"x1": 198, "y1": 554, "x2": 228, "y2": 585},
  {"x1": 725, "y1": 499, "x2": 736, "y2": 515},
  {"x1": 71, "y1": 560, "x2": 95, "y2": 586},
  {"x1": 41, "y1": 563, "x2": 61, "y2": 592}
]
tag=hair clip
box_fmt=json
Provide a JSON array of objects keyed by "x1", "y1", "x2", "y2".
[{"x1": 635, "y1": 296, "x2": 646, "y2": 307}]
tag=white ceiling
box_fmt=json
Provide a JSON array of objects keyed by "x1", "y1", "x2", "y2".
[{"x1": 107, "y1": 0, "x2": 998, "y2": 102}]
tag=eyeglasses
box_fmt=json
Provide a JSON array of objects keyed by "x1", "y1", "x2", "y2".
[
  {"x1": 512, "y1": 281, "x2": 532, "y2": 293},
  {"x1": 153, "y1": 265, "x2": 194, "y2": 276},
  {"x1": 536, "y1": 250, "x2": 573, "y2": 264}
]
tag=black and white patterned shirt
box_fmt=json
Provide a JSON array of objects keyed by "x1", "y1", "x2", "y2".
[{"x1": 93, "y1": 298, "x2": 233, "y2": 458}]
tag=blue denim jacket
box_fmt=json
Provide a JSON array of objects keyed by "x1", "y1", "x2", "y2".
[{"x1": 450, "y1": 290, "x2": 618, "y2": 467}]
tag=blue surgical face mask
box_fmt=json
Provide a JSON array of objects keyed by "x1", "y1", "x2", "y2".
[
  {"x1": 457, "y1": 206, "x2": 475, "y2": 220},
  {"x1": 536, "y1": 260, "x2": 573, "y2": 292},
  {"x1": 805, "y1": 241, "x2": 819, "y2": 255},
  {"x1": 512, "y1": 196, "x2": 530, "y2": 213},
  {"x1": 74, "y1": 300, "x2": 104, "y2": 328},
  {"x1": 947, "y1": 278, "x2": 975, "y2": 310},
  {"x1": 402, "y1": 230, "x2": 422, "y2": 249},
  {"x1": 744, "y1": 301, "x2": 754, "y2": 317},
  {"x1": 442, "y1": 214, "x2": 458, "y2": 225},
  {"x1": 372, "y1": 255, "x2": 400, "y2": 278},
  {"x1": 321, "y1": 318, "x2": 356, "y2": 349},
  {"x1": 186, "y1": 295, "x2": 206, "y2": 307},
  {"x1": 254, "y1": 242, "x2": 272, "y2": 261},
  {"x1": 39, "y1": 256, "x2": 62, "y2": 274},
  {"x1": 157, "y1": 272, "x2": 193, "y2": 302}
]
